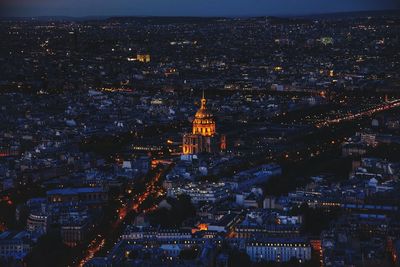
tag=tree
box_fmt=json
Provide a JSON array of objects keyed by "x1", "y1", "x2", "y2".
[
  {"x1": 292, "y1": 203, "x2": 340, "y2": 235},
  {"x1": 148, "y1": 194, "x2": 196, "y2": 227},
  {"x1": 25, "y1": 232, "x2": 75, "y2": 267},
  {"x1": 179, "y1": 246, "x2": 200, "y2": 260},
  {"x1": 228, "y1": 249, "x2": 251, "y2": 267}
]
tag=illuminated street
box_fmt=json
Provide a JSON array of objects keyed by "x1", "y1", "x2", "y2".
[
  {"x1": 77, "y1": 165, "x2": 170, "y2": 267},
  {"x1": 316, "y1": 99, "x2": 400, "y2": 128}
]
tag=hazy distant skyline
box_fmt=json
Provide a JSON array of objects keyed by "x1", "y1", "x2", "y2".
[{"x1": 2, "y1": 0, "x2": 400, "y2": 17}]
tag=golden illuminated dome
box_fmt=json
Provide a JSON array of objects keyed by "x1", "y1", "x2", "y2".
[
  {"x1": 192, "y1": 93, "x2": 216, "y2": 136},
  {"x1": 194, "y1": 98, "x2": 214, "y2": 119}
]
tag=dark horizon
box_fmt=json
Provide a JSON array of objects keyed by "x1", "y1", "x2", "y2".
[
  {"x1": 2, "y1": 0, "x2": 400, "y2": 18},
  {"x1": 1, "y1": 9, "x2": 400, "y2": 21}
]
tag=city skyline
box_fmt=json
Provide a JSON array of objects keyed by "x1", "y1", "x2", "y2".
[
  {"x1": 1, "y1": 4, "x2": 400, "y2": 267},
  {"x1": 2, "y1": 0, "x2": 400, "y2": 17}
]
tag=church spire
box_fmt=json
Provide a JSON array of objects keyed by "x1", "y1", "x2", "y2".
[{"x1": 201, "y1": 90, "x2": 207, "y2": 109}]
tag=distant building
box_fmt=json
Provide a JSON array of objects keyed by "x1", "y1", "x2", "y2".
[
  {"x1": 61, "y1": 215, "x2": 91, "y2": 247},
  {"x1": 122, "y1": 226, "x2": 192, "y2": 240},
  {"x1": 46, "y1": 187, "x2": 108, "y2": 208},
  {"x1": 26, "y1": 212, "x2": 48, "y2": 234},
  {"x1": 359, "y1": 132, "x2": 378, "y2": 147},
  {"x1": 232, "y1": 163, "x2": 282, "y2": 190},
  {"x1": 246, "y1": 238, "x2": 312, "y2": 262},
  {"x1": 136, "y1": 53, "x2": 151, "y2": 63},
  {"x1": 168, "y1": 182, "x2": 231, "y2": 204},
  {"x1": 0, "y1": 231, "x2": 32, "y2": 261},
  {"x1": 342, "y1": 143, "x2": 367, "y2": 157}
]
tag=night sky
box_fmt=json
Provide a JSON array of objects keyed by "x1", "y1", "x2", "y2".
[{"x1": 2, "y1": 0, "x2": 400, "y2": 17}]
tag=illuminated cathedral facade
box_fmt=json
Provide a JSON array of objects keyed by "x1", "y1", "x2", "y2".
[{"x1": 182, "y1": 94, "x2": 226, "y2": 155}]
